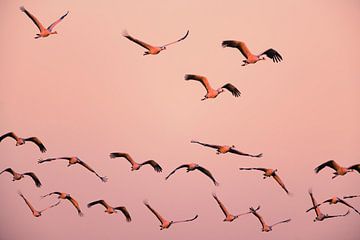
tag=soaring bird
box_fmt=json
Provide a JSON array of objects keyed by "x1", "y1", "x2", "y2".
[
  {"x1": 0, "y1": 132, "x2": 46, "y2": 152},
  {"x1": 212, "y1": 193, "x2": 257, "y2": 222},
  {"x1": 123, "y1": 30, "x2": 189, "y2": 55},
  {"x1": 38, "y1": 156, "x2": 107, "y2": 182},
  {"x1": 239, "y1": 167, "x2": 290, "y2": 195},
  {"x1": 191, "y1": 140, "x2": 262, "y2": 158},
  {"x1": 87, "y1": 200, "x2": 131, "y2": 222},
  {"x1": 249, "y1": 206, "x2": 291, "y2": 232},
  {"x1": 0, "y1": 168, "x2": 42, "y2": 187},
  {"x1": 166, "y1": 163, "x2": 219, "y2": 186},
  {"x1": 41, "y1": 192, "x2": 84, "y2": 216},
  {"x1": 185, "y1": 74, "x2": 241, "y2": 101},
  {"x1": 306, "y1": 195, "x2": 360, "y2": 215},
  {"x1": 144, "y1": 200, "x2": 198, "y2": 230},
  {"x1": 109, "y1": 152, "x2": 162, "y2": 172},
  {"x1": 20, "y1": 6, "x2": 69, "y2": 39},
  {"x1": 222, "y1": 40, "x2": 282, "y2": 66},
  {"x1": 19, "y1": 192, "x2": 60, "y2": 217},
  {"x1": 314, "y1": 160, "x2": 359, "y2": 179}
]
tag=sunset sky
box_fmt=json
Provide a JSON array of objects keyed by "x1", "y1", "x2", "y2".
[{"x1": 1, "y1": 0, "x2": 359, "y2": 239}]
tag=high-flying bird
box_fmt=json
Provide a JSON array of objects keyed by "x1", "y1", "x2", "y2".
[
  {"x1": 87, "y1": 200, "x2": 131, "y2": 222},
  {"x1": 109, "y1": 152, "x2": 162, "y2": 172},
  {"x1": 185, "y1": 74, "x2": 241, "y2": 101},
  {"x1": 249, "y1": 206, "x2": 291, "y2": 232},
  {"x1": 166, "y1": 163, "x2": 219, "y2": 186},
  {"x1": 239, "y1": 167, "x2": 290, "y2": 195},
  {"x1": 307, "y1": 189, "x2": 350, "y2": 222},
  {"x1": 222, "y1": 40, "x2": 282, "y2": 66},
  {"x1": 41, "y1": 192, "x2": 83, "y2": 216},
  {"x1": 314, "y1": 160, "x2": 360, "y2": 179},
  {"x1": 38, "y1": 156, "x2": 107, "y2": 182},
  {"x1": 191, "y1": 140, "x2": 262, "y2": 157},
  {"x1": 306, "y1": 195, "x2": 360, "y2": 215},
  {"x1": 0, "y1": 132, "x2": 46, "y2": 152},
  {"x1": 19, "y1": 192, "x2": 60, "y2": 217},
  {"x1": 123, "y1": 30, "x2": 189, "y2": 55},
  {"x1": 212, "y1": 193, "x2": 257, "y2": 222},
  {"x1": 144, "y1": 200, "x2": 198, "y2": 230},
  {"x1": 0, "y1": 168, "x2": 42, "y2": 187},
  {"x1": 20, "y1": 6, "x2": 68, "y2": 39}
]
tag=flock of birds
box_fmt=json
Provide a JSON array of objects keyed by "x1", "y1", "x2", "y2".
[{"x1": 1, "y1": 5, "x2": 359, "y2": 234}]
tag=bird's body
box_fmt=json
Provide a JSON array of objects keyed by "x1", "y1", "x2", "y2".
[
  {"x1": 87, "y1": 200, "x2": 131, "y2": 221},
  {"x1": 1, "y1": 168, "x2": 42, "y2": 187},
  {"x1": 109, "y1": 152, "x2": 162, "y2": 172},
  {"x1": 19, "y1": 192, "x2": 60, "y2": 217},
  {"x1": 314, "y1": 160, "x2": 359, "y2": 179},
  {"x1": 42, "y1": 192, "x2": 83, "y2": 216},
  {"x1": 0, "y1": 132, "x2": 46, "y2": 152},
  {"x1": 249, "y1": 206, "x2": 291, "y2": 232}
]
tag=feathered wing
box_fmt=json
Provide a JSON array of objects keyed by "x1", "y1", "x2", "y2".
[
  {"x1": 338, "y1": 198, "x2": 360, "y2": 215},
  {"x1": 343, "y1": 194, "x2": 360, "y2": 199},
  {"x1": 47, "y1": 11, "x2": 69, "y2": 31},
  {"x1": 41, "y1": 191, "x2": 61, "y2": 198},
  {"x1": 38, "y1": 157, "x2": 70, "y2": 164},
  {"x1": 23, "y1": 172, "x2": 42, "y2": 187},
  {"x1": 324, "y1": 210, "x2": 350, "y2": 219},
  {"x1": 66, "y1": 195, "x2": 84, "y2": 216},
  {"x1": 250, "y1": 207, "x2": 266, "y2": 230},
  {"x1": 222, "y1": 40, "x2": 252, "y2": 59},
  {"x1": 40, "y1": 201, "x2": 61, "y2": 213},
  {"x1": 123, "y1": 31, "x2": 154, "y2": 50},
  {"x1": 140, "y1": 160, "x2": 162, "y2": 172},
  {"x1": 77, "y1": 159, "x2": 107, "y2": 182},
  {"x1": 221, "y1": 83, "x2": 241, "y2": 97},
  {"x1": 239, "y1": 167, "x2": 267, "y2": 172},
  {"x1": 260, "y1": 49, "x2": 283, "y2": 63},
  {"x1": 0, "y1": 167, "x2": 15, "y2": 176},
  {"x1": 87, "y1": 199, "x2": 110, "y2": 209},
  {"x1": 349, "y1": 164, "x2": 360, "y2": 173},
  {"x1": 195, "y1": 166, "x2": 219, "y2": 186},
  {"x1": 0, "y1": 132, "x2": 18, "y2": 142},
  {"x1": 270, "y1": 218, "x2": 291, "y2": 228},
  {"x1": 114, "y1": 206, "x2": 132, "y2": 222},
  {"x1": 190, "y1": 140, "x2": 221, "y2": 150},
  {"x1": 19, "y1": 192, "x2": 37, "y2": 215},
  {"x1": 184, "y1": 74, "x2": 213, "y2": 94},
  {"x1": 165, "y1": 164, "x2": 189, "y2": 180},
  {"x1": 20, "y1": 6, "x2": 46, "y2": 32},
  {"x1": 272, "y1": 174, "x2": 290, "y2": 195},
  {"x1": 314, "y1": 160, "x2": 340, "y2": 173},
  {"x1": 24, "y1": 137, "x2": 47, "y2": 152},
  {"x1": 308, "y1": 189, "x2": 322, "y2": 217},
  {"x1": 162, "y1": 30, "x2": 189, "y2": 47},
  {"x1": 172, "y1": 214, "x2": 198, "y2": 224},
  {"x1": 229, "y1": 148, "x2": 262, "y2": 157},
  {"x1": 212, "y1": 193, "x2": 231, "y2": 217},
  {"x1": 144, "y1": 201, "x2": 166, "y2": 224},
  {"x1": 109, "y1": 152, "x2": 137, "y2": 165}
]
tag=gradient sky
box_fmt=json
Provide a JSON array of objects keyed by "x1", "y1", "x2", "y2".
[{"x1": 1, "y1": 0, "x2": 359, "y2": 239}]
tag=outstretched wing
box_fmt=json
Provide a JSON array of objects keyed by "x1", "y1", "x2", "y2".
[
  {"x1": 123, "y1": 31, "x2": 154, "y2": 51},
  {"x1": 338, "y1": 198, "x2": 360, "y2": 215},
  {"x1": 109, "y1": 152, "x2": 136, "y2": 165},
  {"x1": 77, "y1": 159, "x2": 107, "y2": 182},
  {"x1": 272, "y1": 173, "x2": 290, "y2": 195},
  {"x1": 140, "y1": 160, "x2": 162, "y2": 172},
  {"x1": 349, "y1": 164, "x2": 360, "y2": 173},
  {"x1": 173, "y1": 214, "x2": 198, "y2": 224},
  {"x1": 239, "y1": 167, "x2": 267, "y2": 172},
  {"x1": 314, "y1": 160, "x2": 341, "y2": 173},
  {"x1": 184, "y1": 74, "x2": 213, "y2": 94},
  {"x1": 325, "y1": 210, "x2": 350, "y2": 219},
  {"x1": 41, "y1": 191, "x2": 61, "y2": 198},
  {"x1": 222, "y1": 40, "x2": 253, "y2": 59},
  {"x1": 20, "y1": 6, "x2": 46, "y2": 32},
  {"x1": 221, "y1": 83, "x2": 241, "y2": 97},
  {"x1": 162, "y1": 30, "x2": 189, "y2": 47},
  {"x1": 0, "y1": 168, "x2": 15, "y2": 176},
  {"x1": 66, "y1": 195, "x2": 84, "y2": 216},
  {"x1": 19, "y1": 192, "x2": 37, "y2": 215},
  {"x1": 343, "y1": 194, "x2": 360, "y2": 199},
  {"x1": 114, "y1": 206, "x2": 132, "y2": 222},
  {"x1": 23, "y1": 172, "x2": 42, "y2": 187},
  {"x1": 260, "y1": 48, "x2": 283, "y2": 63},
  {"x1": 212, "y1": 193, "x2": 230, "y2": 217},
  {"x1": 144, "y1": 201, "x2": 166, "y2": 224},
  {"x1": 87, "y1": 199, "x2": 109, "y2": 209},
  {"x1": 308, "y1": 189, "x2": 322, "y2": 217},
  {"x1": 270, "y1": 218, "x2": 291, "y2": 228},
  {"x1": 229, "y1": 148, "x2": 262, "y2": 157},
  {"x1": 38, "y1": 157, "x2": 70, "y2": 164},
  {"x1": 24, "y1": 137, "x2": 47, "y2": 152},
  {"x1": 190, "y1": 140, "x2": 221, "y2": 150},
  {"x1": 165, "y1": 164, "x2": 189, "y2": 180},
  {"x1": 250, "y1": 207, "x2": 266, "y2": 229},
  {"x1": 40, "y1": 201, "x2": 61, "y2": 213},
  {"x1": 47, "y1": 11, "x2": 69, "y2": 31},
  {"x1": 0, "y1": 132, "x2": 18, "y2": 142},
  {"x1": 195, "y1": 166, "x2": 219, "y2": 186}
]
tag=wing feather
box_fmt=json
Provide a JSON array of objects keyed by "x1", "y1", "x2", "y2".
[{"x1": 221, "y1": 83, "x2": 241, "y2": 97}]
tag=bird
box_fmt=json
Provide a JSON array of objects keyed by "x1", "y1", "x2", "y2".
[
  {"x1": 0, "y1": 168, "x2": 42, "y2": 187},
  {"x1": 212, "y1": 193, "x2": 257, "y2": 222},
  {"x1": 314, "y1": 160, "x2": 360, "y2": 179},
  {"x1": 191, "y1": 140, "x2": 262, "y2": 157},
  {"x1": 307, "y1": 189, "x2": 350, "y2": 222},
  {"x1": 19, "y1": 191, "x2": 60, "y2": 217},
  {"x1": 123, "y1": 30, "x2": 189, "y2": 55},
  {"x1": 144, "y1": 200, "x2": 198, "y2": 230},
  {"x1": 20, "y1": 6, "x2": 69, "y2": 39},
  {"x1": 166, "y1": 163, "x2": 219, "y2": 186},
  {"x1": 109, "y1": 152, "x2": 162, "y2": 172},
  {"x1": 87, "y1": 199, "x2": 131, "y2": 222},
  {"x1": 0, "y1": 132, "x2": 46, "y2": 153},
  {"x1": 41, "y1": 192, "x2": 84, "y2": 216},
  {"x1": 38, "y1": 156, "x2": 107, "y2": 182},
  {"x1": 239, "y1": 167, "x2": 290, "y2": 195},
  {"x1": 221, "y1": 40, "x2": 282, "y2": 66},
  {"x1": 185, "y1": 74, "x2": 241, "y2": 101},
  {"x1": 249, "y1": 206, "x2": 291, "y2": 232},
  {"x1": 306, "y1": 195, "x2": 360, "y2": 215}
]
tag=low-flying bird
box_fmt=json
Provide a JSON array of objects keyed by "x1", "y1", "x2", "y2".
[
  {"x1": 0, "y1": 168, "x2": 42, "y2": 187},
  {"x1": 249, "y1": 206, "x2": 291, "y2": 232},
  {"x1": 239, "y1": 167, "x2": 290, "y2": 195},
  {"x1": 123, "y1": 30, "x2": 189, "y2": 55},
  {"x1": 222, "y1": 40, "x2": 282, "y2": 66},
  {"x1": 191, "y1": 140, "x2": 262, "y2": 157},
  {"x1": 19, "y1": 192, "x2": 60, "y2": 217},
  {"x1": 144, "y1": 200, "x2": 198, "y2": 230},
  {"x1": 212, "y1": 193, "x2": 257, "y2": 222},
  {"x1": 314, "y1": 160, "x2": 359, "y2": 179},
  {"x1": 185, "y1": 74, "x2": 240, "y2": 101},
  {"x1": 20, "y1": 6, "x2": 69, "y2": 39},
  {"x1": 109, "y1": 152, "x2": 162, "y2": 172},
  {"x1": 0, "y1": 132, "x2": 46, "y2": 152},
  {"x1": 307, "y1": 189, "x2": 350, "y2": 222},
  {"x1": 306, "y1": 195, "x2": 360, "y2": 215},
  {"x1": 38, "y1": 156, "x2": 107, "y2": 182},
  {"x1": 41, "y1": 192, "x2": 83, "y2": 216},
  {"x1": 166, "y1": 163, "x2": 219, "y2": 186},
  {"x1": 87, "y1": 199, "x2": 131, "y2": 222}
]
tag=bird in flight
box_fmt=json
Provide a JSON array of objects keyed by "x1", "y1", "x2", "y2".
[
  {"x1": 0, "y1": 132, "x2": 47, "y2": 153},
  {"x1": 314, "y1": 160, "x2": 359, "y2": 179},
  {"x1": 41, "y1": 192, "x2": 84, "y2": 216},
  {"x1": 239, "y1": 167, "x2": 290, "y2": 195},
  {"x1": 38, "y1": 156, "x2": 107, "y2": 182},
  {"x1": 123, "y1": 30, "x2": 189, "y2": 55},
  {"x1": 191, "y1": 140, "x2": 262, "y2": 157},
  {"x1": 19, "y1": 191, "x2": 60, "y2": 217},
  {"x1": 87, "y1": 199, "x2": 131, "y2": 222},
  {"x1": 165, "y1": 163, "x2": 219, "y2": 186},
  {"x1": 222, "y1": 40, "x2": 282, "y2": 66},
  {"x1": 306, "y1": 195, "x2": 360, "y2": 215},
  {"x1": 0, "y1": 168, "x2": 42, "y2": 187},
  {"x1": 20, "y1": 6, "x2": 69, "y2": 39},
  {"x1": 109, "y1": 152, "x2": 162, "y2": 172},
  {"x1": 185, "y1": 74, "x2": 241, "y2": 101},
  {"x1": 144, "y1": 200, "x2": 198, "y2": 230},
  {"x1": 249, "y1": 206, "x2": 291, "y2": 232}
]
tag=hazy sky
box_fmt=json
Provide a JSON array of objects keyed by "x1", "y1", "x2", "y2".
[{"x1": 1, "y1": 1, "x2": 359, "y2": 240}]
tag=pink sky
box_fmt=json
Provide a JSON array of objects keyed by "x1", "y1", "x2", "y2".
[{"x1": 1, "y1": 0, "x2": 359, "y2": 239}]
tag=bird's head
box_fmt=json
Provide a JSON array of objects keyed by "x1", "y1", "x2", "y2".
[
  {"x1": 231, "y1": 145, "x2": 236, "y2": 148},
  {"x1": 260, "y1": 56, "x2": 266, "y2": 61},
  {"x1": 52, "y1": 31, "x2": 58, "y2": 35},
  {"x1": 217, "y1": 88, "x2": 225, "y2": 94},
  {"x1": 161, "y1": 46, "x2": 166, "y2": 51}
]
